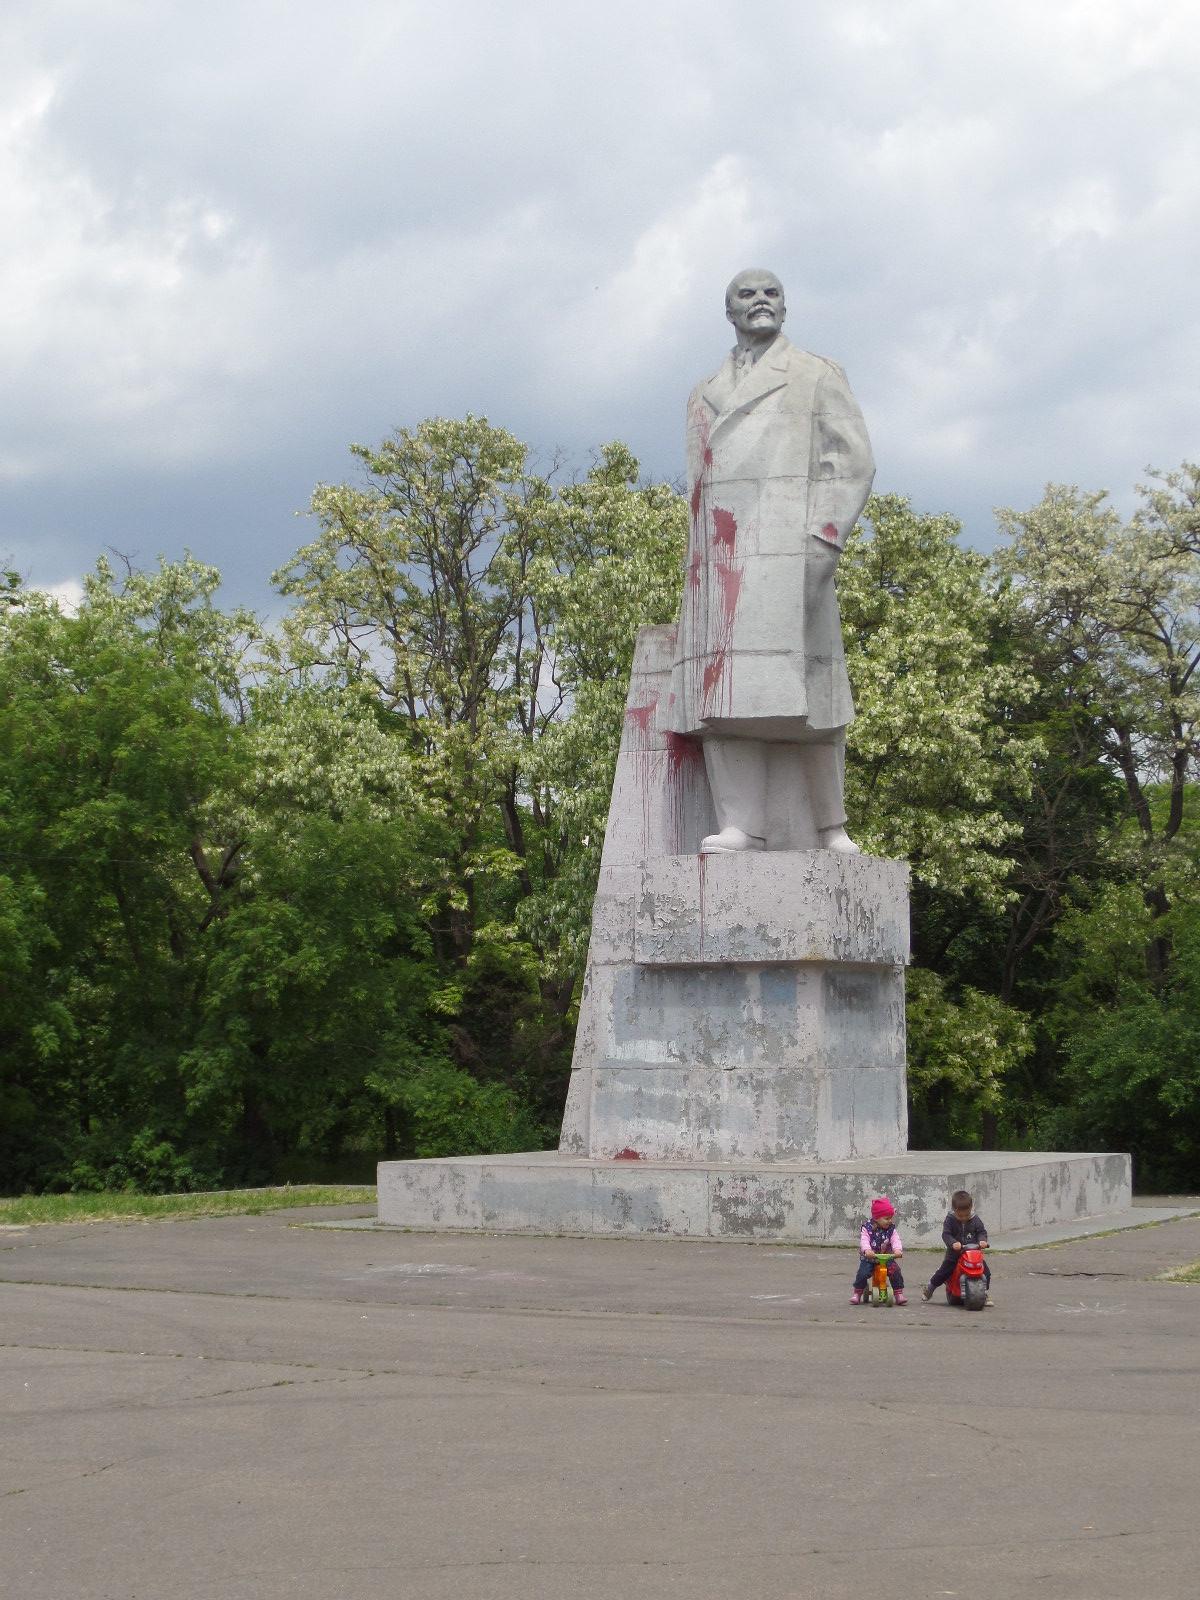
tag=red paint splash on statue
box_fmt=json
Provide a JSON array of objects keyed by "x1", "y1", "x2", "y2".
[
  {"x1": 715, "y1": 556, "x2": 742, "y2": 616},
  {"x1": 665, "y1": 729, "x2": 703, "y2": 776},
  {"x1": 684, "y1": 408, "x2": 713, "y2": 717},
  {"x1": 701, "y1": 650, "x2": 725, "y2": 702},
  {"x1": 664, "y1": 729, "x2": 704, "y2": 853},
  {"x1": 699, "y1": 505, "x2": 743, "y2": 717},
  {"x1": 624, "y1": 699, "x2": 657, "y2": 737},
  {"x1": 712, "y1": 507, "x2": 737, "y2": 553},
  {"x1": 626, "y1": 693, "x2": 659, "y2": 853},
  {"x1": 689, "y1": 408, "x2": 712, "y2": 527}
]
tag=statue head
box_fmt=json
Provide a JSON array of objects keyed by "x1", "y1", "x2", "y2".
[{"x1": 725, "y1": 268, "x2": 786, "y2": 342}]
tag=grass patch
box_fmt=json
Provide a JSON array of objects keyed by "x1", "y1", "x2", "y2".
[
  {"x1": 1162, "y1": 1260, "x2": 1200, "y2": 1284},
  {"x1": 0, "y1": 1185, "x2": 377, "y2": 1227}
]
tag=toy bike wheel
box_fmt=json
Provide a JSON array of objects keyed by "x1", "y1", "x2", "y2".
[{"x1": 963, "y1": 1278, "x2": 987, "y2": 1311}]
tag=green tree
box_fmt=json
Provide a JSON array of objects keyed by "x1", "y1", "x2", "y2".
[
  {"x1": 839, "y1": 494, "x2": 1035, "y2": 914},
  {"x1": 1039, "y1": 880, "x2": 1200, "y2": 1186},
  {"x1": 996, "y1": 466, "x2": 1200, "y2": 983},
  {"x1": 0, "y1": 566, "x2": 247, "y2": 1189},
  {"x1": 274, "y1": 420, "x2": 687, "y2": 1112},
  {"x1": 905, "y1": 967, "x2": 1033, "y2": 1147}
]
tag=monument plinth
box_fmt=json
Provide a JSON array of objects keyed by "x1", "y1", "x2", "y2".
[
  {"x1": 560, "y1": 851, "x2": 908, "y2": 1166},
  {"x1": 377, "y1": 268, "x2": 1131, "y2": 1244}
]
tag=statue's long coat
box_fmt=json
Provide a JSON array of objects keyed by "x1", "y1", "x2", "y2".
[{"x1": 665, "y1": 334, "x2": 875, "y2": 736}]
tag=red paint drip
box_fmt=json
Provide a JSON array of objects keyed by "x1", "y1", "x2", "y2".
[
  {"x1": 612, "y1": 1147, "x2": 642, "y2": 1161},
  {"x1": 664, "y1": 732, "x2": 704, "y2": 854},
  {"x1": 690, "y1": 478, "x2": 703, "y2": 522},
  {"x1": 626, "y1": 695, "x2": 659, "y2": 854},
  {"x1": 715, "y1": 559, "x2": 742, "y2": 615},
  {"x1": 665, "y1": 731, "x2": 703, "y2": 773},
  {"x1": 820, "y1": 522, "x2": 840, "y2": 543},
  {"x1": 702, "y1": 652, "x2": 725, "y2": 700},
  {"x1": 698, "y1": 504, "x2": 743, "y2": 718},
  {"x1": 712, "y1": 506, "x2": 737, "y2": 551}
]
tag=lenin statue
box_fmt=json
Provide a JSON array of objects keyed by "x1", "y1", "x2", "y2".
[{"x1": 664, "y1": 268, "x2": 875, "y2": 854}]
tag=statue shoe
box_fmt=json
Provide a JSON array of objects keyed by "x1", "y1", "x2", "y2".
[
  {"x1": 818, "y1": 825, "x2": 861, "y2": 855},
  {"x1": 700, "y1": 827, "x2": 766, "y2": 854}
]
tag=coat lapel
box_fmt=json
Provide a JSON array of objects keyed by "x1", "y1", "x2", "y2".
[{"x1": 704, "y1": 336, "x2": 791, "y2": 440}]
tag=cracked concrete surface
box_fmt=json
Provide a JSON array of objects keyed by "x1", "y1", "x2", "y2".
[{"x1": 2, "y1": 1203, "x2": 1200, "y2": 1599}]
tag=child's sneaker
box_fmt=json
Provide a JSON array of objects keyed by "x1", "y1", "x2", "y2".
[
  {"x1": 894, "y1": 1288, "x2": 908, "y2": 1305},
  {"x1": 850, "y1": 1289, "x2": 864, "y2": 1304},
  {"x1": 921, "y1": 1282, "x2": 934, "y2": 1301}
]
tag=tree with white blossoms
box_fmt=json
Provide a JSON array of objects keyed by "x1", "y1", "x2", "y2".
[
  {"x1": 835, "y1": 495, "x2": 1041, "y2": 1140},
  {"x1": 271, "y1": 418, "x2": 686, "y2": 1111},
  {"x1": 273, "y1": 415, "x2": 539, "y2": 965},
  {"x1": 839, "y1": 494, "x2": 1036, "y2": 913},
  {"x1": 273, "y1": 419, "x2": 684, "y2": 979},
  {"x1": 996, "y1": 463, "x2": 1200, "y2": 984}
]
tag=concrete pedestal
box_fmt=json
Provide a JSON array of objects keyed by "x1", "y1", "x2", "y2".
[
  {"x1": 376, "y1": 1149, "x2": 1133, "y2": 1245},
  {"x1": 560, "y1": 849, "x2": 909, "y2": 1163}
]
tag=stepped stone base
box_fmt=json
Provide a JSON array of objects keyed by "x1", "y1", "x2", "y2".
[
  {"x1": 376, "y1": 1149, "x2": 1132, "y2": 1246},
  {"x1": 562, "y1": 850, "x2": 911, "y2": 1164}
]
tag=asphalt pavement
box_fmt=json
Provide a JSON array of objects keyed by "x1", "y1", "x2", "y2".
[{"x1": 3, "y1": 1203, "x2": 1200, "y2": 1600}]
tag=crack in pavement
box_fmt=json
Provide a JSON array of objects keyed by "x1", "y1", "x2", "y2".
[
  {"x1": 3, "y1": 1457, "x2": 128, "y2": 1501},
  {"x1": 866, "y1": 1397, "x2": 1009, "y2": 1445},
  {"x1": 178, "y1": 1522, "x2": 1155, "y2": 1585}
]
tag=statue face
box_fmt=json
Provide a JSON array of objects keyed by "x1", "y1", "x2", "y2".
[{"x1": 725, "y1": 270, "x2": 786, "y2": 339}]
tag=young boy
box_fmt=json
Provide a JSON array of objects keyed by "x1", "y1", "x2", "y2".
[
  {"x1": 922, "y1": 1189, "x2": 993, "y2": 1303},
  {"x1": 851, "y1": 1196, "x2": 907, "y2": 1304}
]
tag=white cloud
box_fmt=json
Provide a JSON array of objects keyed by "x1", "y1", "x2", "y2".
[
  {"x1": 41, "y1": 576, "x2": 84, "y2": 614},
  {"x1": 542, "y1": 155, "x2": 772, "y2": 393}
]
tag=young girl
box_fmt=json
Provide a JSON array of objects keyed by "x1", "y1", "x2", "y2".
[{"x1": 851, "y1": 1196, "x2": 907, "y2": 1304}]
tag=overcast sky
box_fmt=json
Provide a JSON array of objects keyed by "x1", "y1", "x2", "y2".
[{"x1": 3, "y1": 0, "x2": 1197, "y2": 614}]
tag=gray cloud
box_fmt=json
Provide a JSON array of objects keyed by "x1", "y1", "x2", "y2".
[{"x1": 2, "y1": 0, "x2": 1197, "y2": 614}]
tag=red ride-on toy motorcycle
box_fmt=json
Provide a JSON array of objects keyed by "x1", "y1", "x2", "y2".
[{"x1": 945, "y1": 1245, "x2": 988, "y2": 1310}]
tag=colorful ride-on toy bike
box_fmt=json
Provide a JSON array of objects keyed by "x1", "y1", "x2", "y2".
[
  {"x1": 946, "y1": 1246, "x2": 988, "y2": 1310},
  {"x1": 867, "y1": 1252, "x2": 899, "y2": 1306}
]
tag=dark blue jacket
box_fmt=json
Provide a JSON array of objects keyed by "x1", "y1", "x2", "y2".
[{"x1": 942, "y1": 1211, "x2": 988, "y2": 1252}]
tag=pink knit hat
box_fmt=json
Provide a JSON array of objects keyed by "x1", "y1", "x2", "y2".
[{"x1": 870, "y1": 1196, "x2": 895, "y2": 1220}]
